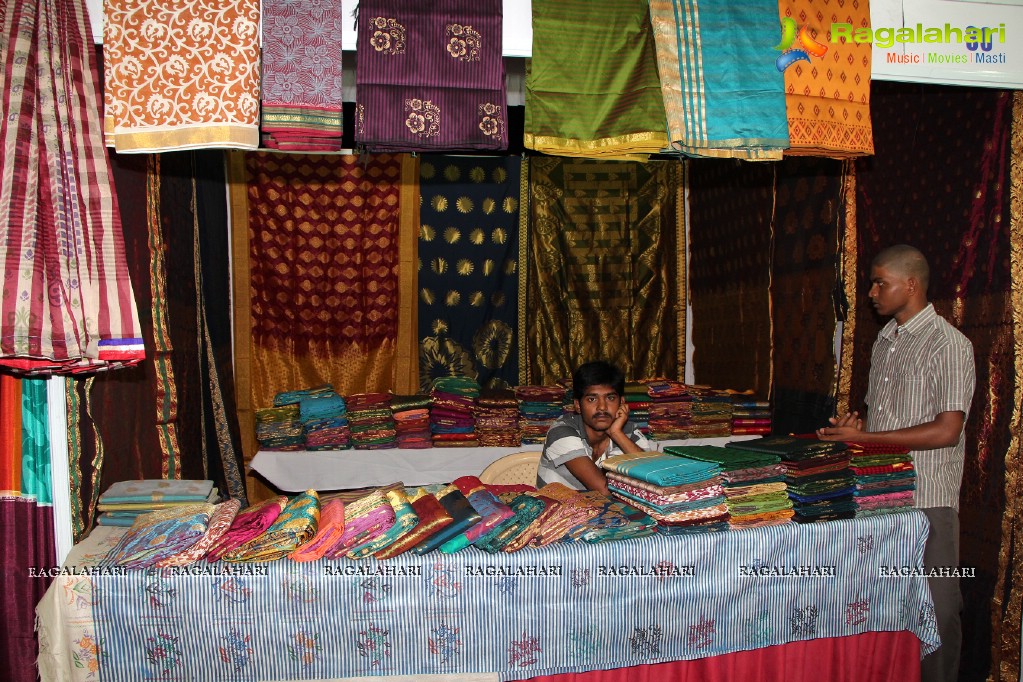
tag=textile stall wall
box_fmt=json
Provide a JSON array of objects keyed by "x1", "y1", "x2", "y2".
[
  {"x1": 770, "y1": 158, "x2": 845, "y2": 434},
  {"x1": 67, "y1": 151, "x2": 247, "y2": 538},
  {"x1": 525, "y1": 156, "x2": 685, "y2": 384},
  {"x1": 688, "y1": 160, "x2": 775, "y2": 397},
  {"x1": 843, "y1": 83, "x2": 1020, "y2": 681},
  {"x1": 228, "y1": 152, "x2": 420, "y2": 500}
]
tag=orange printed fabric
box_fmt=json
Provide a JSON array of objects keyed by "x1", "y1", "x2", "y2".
[
  {"x1": 103, "y1": 0, "x2": 261, "y2": 152},
  {"x1": 778, "y1": 0, "x2": 874, "y2": 157}
]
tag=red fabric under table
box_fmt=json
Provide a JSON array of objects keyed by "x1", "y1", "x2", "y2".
[{"x1": 522, "y1": 631, "x2": 919, "y2": 682}]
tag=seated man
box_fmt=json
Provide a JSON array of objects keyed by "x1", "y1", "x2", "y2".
[{"x1": 536, "y1": 361, "x2": 649, "y2": 493}]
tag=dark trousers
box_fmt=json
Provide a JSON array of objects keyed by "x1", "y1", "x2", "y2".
[{"x1": 920, "y1": 507, "x2": 962, "y2": 682}]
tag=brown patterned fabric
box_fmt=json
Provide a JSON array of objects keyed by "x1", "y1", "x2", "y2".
[
  {"x1": 688, "y1": 160, "x2": 774, "y2": 396},
  {"x1": 850, "y1": 81, "x2": 1015, "y2": 679},
  {"x1": 771, "y1": 158, "x2": 845, "y2": 433},
  {"x1": 525, "y1": 157, "x2": 684, "y2": 384}
]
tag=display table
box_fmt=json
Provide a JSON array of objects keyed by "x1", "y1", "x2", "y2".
[
  {"x1": 36, "y1": 510, "x2": 937, "y2": 682},
  {"x1": 249, "y1": 437, "x2": 759, "y2": 491}
]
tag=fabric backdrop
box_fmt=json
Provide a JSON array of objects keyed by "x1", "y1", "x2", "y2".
[
  {"x1": 525, "y1": 157, "x2": 684, "y2": 384},
  {"x1": 417, "y1": 156, "x2": 526, "y2": 390},
  {"x1": 847, "y1": 81, "x2": 1018, "y2": 681}
]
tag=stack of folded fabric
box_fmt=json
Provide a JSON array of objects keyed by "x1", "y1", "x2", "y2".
[
  {"x1": 731, "y1": 395, "x2": 773, "y2": 436},
  {"x1": 645, "y1": 381, "x2": 692, "y2": 441},
  {"x1": 254, "y1": 404, "x2": 304, "y2": 451},
  {"x1": 600, "y1": 451, "x2": 728, "y2": 533},
  {"x1": 664, "y1": 445, "x2": 792, "y2": 528},
  {"x1": 96, "y1": 479, "x2": 219, "y2": 527},
  {"x1": 103, "y1": 502, "x2": 218, "y2": 568},
  {"x1": 411, "y1": 484, "x2": 483, "y2": 555},
  {"x1": 623, "y1": 381, "x2": 652, "y2": 437},
  {"x1": 514, "y1": 385, "x2": 568, "y2": 445},
  {"x1": 561, "y1": 490, "x2": 659, "y2": 543},
  {"x1": 300, "y1": 391, "x2": 350, "y2": 450},
  {"x1": 473, "y1": 491, "x2": 549, "y2": 553},
  {"x1": 346, "y1": 489, "x2": 421, "y2": 559},
  {"x1": 346, "y1": 392, "x2": 397, "y2": 449},
  {"x1": 324, "y1": 486, "x2": 399, "y2": 557},
  {"x1": 375, "y1": 488, "x2": 455, "y2": 558},
  {"x1": 430, "y1": 377, "x2": 480, "y2": 448},
  {"x1": 727, "y1": 436, "x2": 855, "y2": 523},
  {"x1": 475, "y1": 388, "x2": 522, "y2": 447},
  {"x1": 221, "y1": 490, "x2": 321, "y2": 562},
  {"x1": 390, "y1": 394, "x2": 434, "y2": 449},
  {"x1": 438, "y1": 476, "x2": 515, "y2": 553},
  {"x1": 206, "y1": 496, "x2": 290, "y2": 561},
  {"x1": 502, "y1": 483, "x2": 603, "y2": 550},
  {"x1": 688, "y1": 387, "x2": 734, "y2": 437},
  {"x1": 847, "y1": 442, "x2": 916, "y2": 516}
]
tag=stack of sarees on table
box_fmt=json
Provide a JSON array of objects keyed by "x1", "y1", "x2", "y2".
[
  {"x1": 727, "y1": 436, "x2": 855, "y2": 523},
  {"x1": 600, "y1": 451, "x2": 728, "y2": 534},
  {"x1": 514, "y1": 385, "x2": 567, "y2": 445},
  {"x1": 390, "y1": 394, "x2": 433, "y2": 449},
  {"x1": 299, "y1": 390, "x2": 350, "y2": 450},
  {"x1": 731, "y1": 395, "x2": 772, "y2": 436},
  {"x1": 645, "y1": 380, "x2": 692, "y2": 440},
  {"x1": 96, "y1": 479, "x2": 220, "y2": 527},
  {"x1": 429, "y1": 377, "x2": 480, "y2": 447},
  {"x1": 255, "y1": 405, "x2": 303, "y2": 451},
  {"x1": 475, "y1": 388, "x2": 522, "y2": 447},
  {"x1": 846, "y1": 442, "x2": 916, "y2": 516},
  {"x1": 347, "y1": 393, "x2": 397, "y2": 449},
  {"x1": 624, "y1": 381, "x2": 652, "y2": 437},
  {"x1": 664, "y1": 445, "x2": 792, "y2": 528},
  {"x1": 688, "y1": 387, "x2": 733, "y2": 437}
]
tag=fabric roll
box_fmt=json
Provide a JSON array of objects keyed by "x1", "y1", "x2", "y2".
[
  {"x1": 156, "y1": 499, "x2": 242, "y2": 566},
  {"x1": 525, "y1": 0, "x2": 669, "y2": 159},
  {"x1": 648, "y1": 0, "x2": 788, "y2": 159}
]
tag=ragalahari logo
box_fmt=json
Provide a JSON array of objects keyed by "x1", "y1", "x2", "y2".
[{"x1": 775, "y1": 17, "x2": 829, "y2": 71}]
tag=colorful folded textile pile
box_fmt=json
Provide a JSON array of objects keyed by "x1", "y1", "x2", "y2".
[
  {"x1": 514, "y1": 385, "x2": 567, "y2": 445},
  {"x1": 390, "y1": 394, "x2": 434, "y2": 449},
  {"x1": 347, "y1": 392, "x2": 397, "y2": 449},
  {"x1": 645, "y1": 380, "x2": 692, "y2": 440},
  {"x1": 289, "y1": 499, "x2": 346, "y2": 562},
  {"x1": 375, "y1": 489, "x2": 455, "y2": 558},
  {"x1": 430, "y1": 377, "x2": 480, "y2": 447},
  {"x1": 474, "y1": 492, "x2": 549, "y2": 553},
  {"x1": 221, "y1": 490, "x2": 321, "y2": 562},
  {"x1": 260, "y1": 0, "x2": 344, "y2": 151},
  {"x1": 439, "y1": 476, "x2": 515, "y2": 552},
  {"x1": 560, "y1": 491, "x2": 658, "y2": 543},
  {"x1": 475, "y1": 388, "x2": 521, "y2": 447},
  {"x1": 688, "y1": 387, "x2": 733, "y2": 437},
  {"x1": 301, "y1": 392, "x2": 351, "y2": 450},
  {"x1": 347, "y1": 489, "x2": 421, "y2": 558},
  {"x1": 503, "y1": 483, "x2": 603, "y2": 549},
  {"x1": 254, "y1": 404, "x2": 304, "y2": 451},
  {"x1": 846, "y1": 442, "x2": 916, "y2": 516},
  {"x1": 325, "y1": 488, "x2": 398, "y2": 557},
  {"x1": 601, "y1": 451, "x2": 727, "y2": 532},
  {"x1": 103, "y1": 502, "x2": 217, "y2": 568},
  {"x1": 206, "y1": 496, "x2": 289, "y2": 561},
  {"x1": 156, "y1": 499, "x2": 242, "y2": 566},
  {"x1": 727, "y1": 436, "x2": 854, "y2": 523},
  {"x1": 731, "y1": 396, "x2": 772, "y2": 436},
  {"x1": 664, "y1": 445, "x2": 792, "y2": 528},
  {"x1": 96, "y1": 479, "x2": 219, "y2": 528},
  {"x1": 624, "y1": 381, "x2": 652, "y2": 437},
  {"x1": 411, "y1": 485, "x2": 483, "y2": 555}
]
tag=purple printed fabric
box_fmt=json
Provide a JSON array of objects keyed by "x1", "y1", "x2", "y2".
[{"x1": 355, "y1": 0, "x2": 506, "y2": 151}]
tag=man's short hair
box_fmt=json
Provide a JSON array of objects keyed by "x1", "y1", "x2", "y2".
[
  {"x1": 572, "y1": 361, "x2": 626, "y2": 400},
  {"x1": 872, "y1": 244, "x2": 930, "y2": 291}
]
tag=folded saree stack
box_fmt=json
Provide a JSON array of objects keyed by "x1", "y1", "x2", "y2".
[
  {"x1": 645, "y1": 381, "x2": 692, "y2": 440},
  {"x1": 727, "y1": 436, "x2": 855, "y2": 522},
  {"x1": 254, "y1": 405, "x2": 304, "y2": 451},
  {"x1": 601, "y1": 451, "x2": 728, "y2": 533},
  {"x1": 560, "y1": 491, "x2": 658, "y2": 543},
  {"x1": 221, "y1": 490, "x2": 321, "y2": 561},
  {"x1": 731, "y1": 396, "x2": 773, "y2": 436},
  {"x1": 846, "y1": 442, "x2": 916, "y2": 516},
  {"x1": 515, "y1": 385, "x2": 568, "y2": 445},
  {"x1": 300, "y1": 392, "x2": 351, "y2": 450},
  {"x1": 430, "y1": 377, "x2": 480, "y2": 447},
  {"x1": 103, "y1": 503, "x2": 217, "y2": 568},
  {"x1": 390, "y1": 394, "x2": 433, "y2": 449},
  {"x1": 664, "y1": 445, "x2": 792, "y2": 528},
  {"x1": 475, "y1": 388, "x2": 522, "y2": 447},
  {"x1": 688, "y1": 388, "x2": 734, "y2": 438},
  {"x1": 347, "y1": 393, "x2": 397, "y2": 449},
  {"x1": 624, "y1": 381, "x2": 652, "y2": 437},
  {"x1": 95, "y1": 479, "x2": 219, "y2": 528}
]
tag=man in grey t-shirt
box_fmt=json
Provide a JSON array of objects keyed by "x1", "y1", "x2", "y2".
[
  {"x1": 818, "y1": 245, "x2": 975, "y2": 682},
  {"x1": 536, "y1": 361, "x2": 650, "y2": 493}
]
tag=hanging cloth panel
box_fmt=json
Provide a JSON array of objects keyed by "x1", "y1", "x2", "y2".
[
  {"x1": 525, "y1": 0, "x2": 669, "y2": 160},
  {"x1": 102, "y1": 0, "x2": 260, "y2": 152},
  {"x1": 0, "y1": 0, "x2": 145, "y2": 374},
  {"x1": 355, "y1": 0, "x2": 508, "y2": 151},
  {"x1": 648, "y1": 0, "x2": 789, "y2": 159}
]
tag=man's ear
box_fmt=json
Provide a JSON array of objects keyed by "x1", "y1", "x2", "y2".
[
  {"x1": 907, "y1": 276, "x2": 918, "y2": 295},
  {"x1": 574, "y1": 398, "x2": 581, "y2": 411}
]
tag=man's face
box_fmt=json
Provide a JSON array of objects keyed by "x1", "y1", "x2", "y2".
[
  {"x1": 868, "y1": 265, "x2": 912, "y2": 318},
  {"x1": 575, "y1": 384, "x2": 621, "y2": 433}
]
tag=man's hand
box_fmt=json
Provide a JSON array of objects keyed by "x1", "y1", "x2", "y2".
[
  {"x1": 816, "y1": 411, "x2": 863, "y2": 441},
  {"x1": 609, "y1": 401, "x2": 630, "y2": 435}
]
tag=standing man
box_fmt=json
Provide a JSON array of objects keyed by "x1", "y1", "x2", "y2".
[
  {"x1": 817, "y1": 244, "x2": 975, "y2": 682},
  {"x1": 536, "y1": 360, "x2": 650, "y2": 493}
]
